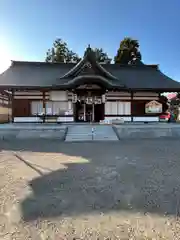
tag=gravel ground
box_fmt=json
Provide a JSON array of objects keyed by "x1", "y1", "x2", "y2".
[{"x1": 0, "y1": 139, "x2": 180, "y2": 239}]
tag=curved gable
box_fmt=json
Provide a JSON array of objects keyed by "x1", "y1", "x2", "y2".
[{"x1": 59, "y1": 46, "x2": 118, "y2": 81}]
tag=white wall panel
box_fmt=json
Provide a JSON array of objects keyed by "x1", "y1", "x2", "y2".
[
  {"x1": 107, "y1": 91, "x2": 131, "y2": 96},
  {"x1": 111, "y1": 102, "x2": 117, "y2": 114},
  {"x1": 104, "y1": 117, "x2": 131, "y2": 122},
  {"x1": 57, "y1": 117, "x2": 74, "y2": 122},
  {"x1": 31, "y1": 101, "x2": 43, "y2": 115},
  {"x1": 133, "y1": 117, "x2": 159, "y2": 122},
  {"x1": 50, "y1": 91, "x2": 67, "y2": 101},
  {"x1": 46, "y1": 101, "x2": 68, "y2": 115},
  {"x1": 105, "y1": 102, "x2": 111, "y2": 114},
  {"x1": 68, "y1": 101, "x2": 73, "y2": 110},
  {"x1": 133, "y1": 92, "x2": 158, "y2": 97},
  {"x1": 117, "y1": 102, "x2": 131, "y2": 115},
  {"x1": 14, "y1": 117, "x2": 43, "y2": 122},
  {"x1": 106, "y1": 96, "x2": 131, "y2": 100},
  {"x1": 14, "y1": 96, "x2": 44, "y2": 99},
  {"x1": 124, "y1": 102, "x2": 131, "y2": 115},
  {"x1": 46, "y1": 101, "x2": 53, "y2": 115},
  {"x1": 106, "y1": 91, "x2": 131, "y2": 100},
  {"x1": 133, "y1": 97, "x2": 159, "y2": 100},
  {"x1": 105, "y1": 101, "x2": 131, "y2": 115},
  {"x1": 117, "y1": 102, "x2": 124, "y2": 114},
  {"x1": 53, "y1": 102, "x2": 60, "y2": 115},
  {"x1": 15, "y1": 91, "x2": 42, "y2": 96}
]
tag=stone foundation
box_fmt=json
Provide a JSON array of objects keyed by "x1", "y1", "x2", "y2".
[
  {"x1": 1, "y1": 123, "x2": 180, "y2": 141},
  {"x1": 0, "y1": 124, "x2": 67, "y2": 140},
  {"x1": 114, "y1": 123, "x2": 180, "y2": 139}
]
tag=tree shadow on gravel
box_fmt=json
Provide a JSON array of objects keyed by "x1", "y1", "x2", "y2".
[{"x1": 1, "y1": 139, "x2": 180, "y2": 221}]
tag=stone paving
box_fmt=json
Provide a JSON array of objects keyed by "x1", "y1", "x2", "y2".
[{"x1": 0, "y1": 139, "x2": 180, "y2": 239}]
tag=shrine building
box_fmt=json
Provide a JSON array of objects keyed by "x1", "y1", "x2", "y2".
[{"x1": 0, "y1": 46, "x2": 180, "y2": 123}]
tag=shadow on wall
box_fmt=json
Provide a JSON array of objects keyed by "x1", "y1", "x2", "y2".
[{"x1": 1, "y1": 140, "x2": 180, "y2": 221}]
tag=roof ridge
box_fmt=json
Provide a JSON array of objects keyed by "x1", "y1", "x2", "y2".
[
  {"x1": 11, "y1": 60, "x2": 76, "y2": 66},
  {"x1": 11, "y1": 60, "x2": 159, "y2": 69}
]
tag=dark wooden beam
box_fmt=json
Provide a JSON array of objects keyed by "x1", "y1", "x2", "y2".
[
  {"x1": 42, "y1": 90, "x2": 46, "y2": 123},
  {"x1": 131, "y1": 91, "x2": 133, "y2": 122},
  {"x1": 11, "y1": 89, "x2": 15, "y2": 123}
]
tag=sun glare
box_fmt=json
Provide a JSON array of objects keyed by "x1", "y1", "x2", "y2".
[{"x1": 0, "y1": 43, "x2": 11, "y2": 74}]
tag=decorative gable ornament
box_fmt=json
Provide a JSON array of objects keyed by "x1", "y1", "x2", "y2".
[
  {"x1": 84, "y1": 62, "x2": 92, "y2": 68},
  {"x1": 145, "y1": 100, "x2": 162, "y2": 113},
  {"x1": 77, "y1": 62, "x2": 94, "y2": 76},
  {"x1": 72, "y1": 94, "x2": 78, "y2": 103}
]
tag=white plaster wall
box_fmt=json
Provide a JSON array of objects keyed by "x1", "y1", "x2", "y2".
[
  {"x1": 31, "y1": 101, "x2": 43, "y2": 115},
  {"x1": 68, "y1": 101, "x2": 73, "y2": 110},
  {"x1": 105, "y1": 102, "x2": 117, "y2": 115},
  {"x1": 14, "y1": 91, "x2": 42, "y2": 96},
  {"x1": 105, "y1": 101, "x2": 131, "y2": 115},
  {"x1": 15, "y1": 96, "x2": 44, "y2": 99},
  {"x1": 57, "y1": 117, "x2": 74, "y2": 122},
  {"x1": 124, "y1": 102, "x2": 131, "y2": 115},
  {"x1": 107, "y1": 91, "x2": 131, "y2": 96},
  {"x1": 133, "y1": 97, "x2": 159, "y2": 100},
  {"x1": 133, "y1": 117, "x2": 159, "y2": 122},
  {"x1": 50, "y1": 91, "x2": 68, "y2": 101},
  {"x1": 106, "y1": 96, "x2": 131, "y2": 100},
  {"x1": 133, "y1": 92, "x2": 159, "y2": 97},
  {"x1": 14, "y1": 116, "x2": 74, "y2": 123},
  {"x1": 111, "y1": 102, "x2": 117, "y2": 114},
  {"x1": 104, "y1": 116, "x2": 131, "y2": 122},
  {"x1": 105, "y1": 102, "x2": 111, "y2": 114},
  {"x1": 14, "y1": 117, "x2": 43, "y2": 123},
  {"x1": 117, "y1": 102, "x2": 123, "y2": 114},
  {"x1": 46, "y1": 101, "x2": 68, "y2": 115},
  {"x1": 31, "y1": 101, "x2": 71, "y2": 115},
  {"x1": 106, "y1": 92, "x2": 131, "y2": 100}
]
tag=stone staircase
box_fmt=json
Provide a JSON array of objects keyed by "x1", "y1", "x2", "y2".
[{"x1": 65, "y1": 124, "x2": 119, "y2": 142}]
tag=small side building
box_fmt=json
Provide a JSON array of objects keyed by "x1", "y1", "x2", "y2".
[
  {"x1": 0, "y1": 90, "x2": 11, "y2": 123},
  {"x1": 0, "y1": 46, "x2": 179, "y2": 123}
]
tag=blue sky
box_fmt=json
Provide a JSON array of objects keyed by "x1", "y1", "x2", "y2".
[{"x1": 0, "y1": 0, "x2": 180, "y2": 80}]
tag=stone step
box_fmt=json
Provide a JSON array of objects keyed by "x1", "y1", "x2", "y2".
[{"x1": 65, "y1": 125, "x2": 119, "y2": 142}]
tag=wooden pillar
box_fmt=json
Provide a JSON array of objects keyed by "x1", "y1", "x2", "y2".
[
  {"x1": 8, "y1": 92, "x2": 10, "y2": 122},
  {"x1": 42, "y1": 90, "x2": 46, "y2": 123},
  {"x1": 11, "y1": 89, "x2": 15, "y2": 123},
  {"x1": 73, "y1": 103, "x2": 76, "y2": 122},
  {"x1": 131, "y1": 91, "x2": 133, "y2": 122},
  {"x1": 158, "y1": 92, "x2": 161, "y2": 122},
  {"x1": 158, "y1": 92, "x2": 161, "y2": 100},
  {"x1": 83, "y1": 103, "x2": 86, "y2": 121},
  {"x1": 92, "y1": 103, "x2": 95, "y2": 122}
]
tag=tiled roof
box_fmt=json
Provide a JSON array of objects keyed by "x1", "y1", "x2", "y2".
[{"x1": 0, "y1": 56, "x2": 180, "y2": 91}]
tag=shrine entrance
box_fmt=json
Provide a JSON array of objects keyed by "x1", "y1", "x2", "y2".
[
  {"x1": 72, "y1": 84, "x2": 106, "y2": 122},
  {"x1": 74, "y1": 102, "x2": 104, "y2": 122}
]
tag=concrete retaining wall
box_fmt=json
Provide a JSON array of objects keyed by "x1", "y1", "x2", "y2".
[
  {"x1": 0, "y1": 124, "x2": 67, "y2": 140},
  {"x1": 1, "y1": 123, "x2": 180, "y2": 141},
  {"x1": 114, "y1": 123, "x2": 180, "y2": 139}
]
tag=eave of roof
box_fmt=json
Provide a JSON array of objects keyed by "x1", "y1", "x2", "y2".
[{"x1": 60, "y1": 75, "x2": 126, "y2": 89}]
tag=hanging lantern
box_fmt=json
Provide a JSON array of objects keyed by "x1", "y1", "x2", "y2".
[
  {"x1": 72, "y1": 94, "x2": 77, "y2": 103},
  {"x1": 86, "y1": 97, "x2": 93, "y2": 104},
  {"x1": 102, "y1": 94, "x2": 106, "y2": 103}
]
